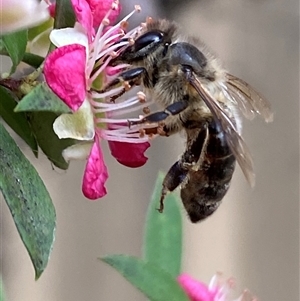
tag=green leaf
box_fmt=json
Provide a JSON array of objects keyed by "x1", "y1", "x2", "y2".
[
  {"x1": 143, "y1": 172, "x2": 182, "y2": 277},
  {"x1": 0, "y1": 123, "x2": 56, "y2": 279},
  {"x1": 0, "y1": 86, "x2": 38, "y2": 156},
  {"x1": 15, "y1": 83, "x2": 71, "y2": 114},
  {"x1": 0, "y1": 278, "x2": 5, "y2": 301},
  {"x1": 22, "y1": 52, "x2": 44, "y2": 68},
  {"x1": 54, "y1": 0, "x2": 76, "y2": 29},
  {"x1": 1, "y1": 30, "x2": 28, "y2": 74},
  {"x1": 27, "y1": 111, "x2": 75, "y2": 169},
  {"x1": 101, "y1": 255, "x2": 189, "y2": 301}
]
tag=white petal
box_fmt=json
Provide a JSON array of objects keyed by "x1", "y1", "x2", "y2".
[
  {"x1": 53, "y1": 98, "x2": 95, "y2": 140},
  {"x1": 50, "y1": 22, "x2": 88, "y2": 49},
  {"x1": 1, "y1": 0, "x2": 50, "y2": 34},
  {"x1": 62, "y1": 142, "x2": 93, "y2": 161}
]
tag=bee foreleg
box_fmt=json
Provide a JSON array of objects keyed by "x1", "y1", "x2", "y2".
[
  {"x1": 98, "y1": 67, "x2": 147, "y2": 98},
  {"x1": 110, "y1": 31, "x2": 165, "y2": 64},
  {"x1": 131, "y1": 100, "x2": 188, "y2": 125}
]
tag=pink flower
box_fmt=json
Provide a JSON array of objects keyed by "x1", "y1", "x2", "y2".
[
  {"x1": 44, "y1": 1, "x2": 151, "y2": 199},
  {"x1": 86, "y1": 0, "x2": 121, "y2": 28},
  {"x1": 178, "y1": 274, "x2": 257, "y2": 301}
]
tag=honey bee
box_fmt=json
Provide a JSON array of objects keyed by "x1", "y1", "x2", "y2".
[{"x1": 103, "y1": 19, "x2": 273, "y2": 223}]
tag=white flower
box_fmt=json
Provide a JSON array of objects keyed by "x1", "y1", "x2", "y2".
[{"x1": 0, "y1": 0, "x2": 50, "y2": 34}]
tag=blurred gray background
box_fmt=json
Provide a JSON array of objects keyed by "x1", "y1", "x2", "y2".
[{"x1": 1, "y1": 0, "x2": 299, "y2": 300}]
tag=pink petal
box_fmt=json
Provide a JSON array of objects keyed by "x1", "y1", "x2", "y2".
[
  {"x1": 48, "y1": 3, "x2": 56, "y2": 18},
  {"x1": 108, "y1": 141, "x2": 150, "y2": 168},
  {"x1": 71, "y1": 0, "x2": 94, "y2": 42},
  {"x1": 82, "y1": 136, "x2": 109, "y2": 199},
  {"x1": 86, "y1": 0, "x2": 121, "y2": 28},
  {"x1": 44, "y1": 44, "x2": 86, "y2": 111},
  {"x1": 177, "y1": 274, "x2": 217, "y2": 301}
]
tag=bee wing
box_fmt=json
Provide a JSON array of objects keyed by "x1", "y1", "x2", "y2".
[
  {"x1": 190, "y1": 77, "x2": 255, "y2": 187},
  {"x1": 222, "y1": 73, "x2": 273, "y2": 122}
]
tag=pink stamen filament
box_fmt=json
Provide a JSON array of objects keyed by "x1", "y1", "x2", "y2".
[
  {"x1": 89, "y1": 41, "x2": 129, "y2": 84},
  {"x1": 123, "y1": 26, "x2": 142, "y2": 39},
  {"x1": 99, "y1": 134, "x2": 149, "y2": 143},
  {"x1": 91, "y1": 86, "x2": 124, "y2": 99},
  {"x1": 89, "y1": 58, "x2": 110, "y2": 84},
  {"x1": 96, "y1": 40, "x2": 129, "y2": 61},
  {"x1": 101, "y1": 130, "x2": 143, "y2": 138},
  {"x1": 102, "y1": 32, "x2": 125, "y2": 46},
  {"x1": 107, "y1": 63, "x2": 130, "y2": 71},
  {"x1": 88, "y1": 6, "x2": 140, "y2": 77},
  {"x1": 93, "y1": 95, "x2": 140, "y2": 111},
  {"x1": 110, "y1": 100, "x2": 154, "y2": 117},
  {"x1": 107, "y1": 123, "x2": 157, "y2": 134},
  {"x1": 88, "y1": 11, "x2": 114, "y2": 76},
  {"x1": 96, "y1": 117, "x2": 140, "y2": 123},
  {"x1": 99, "y1": 7, "x2": 140, "y2": 43}
]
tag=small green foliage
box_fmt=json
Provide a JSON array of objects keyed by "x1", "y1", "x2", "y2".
[
  {"x1": 143, "y1": 172, "x2": 183, "y2": 277},
  {"x1": 0, "y1": 124, "x2": 56, "y2": 279},
  {"x1": 1, "y1": 30, "x2": 28, "y2": 74},
  {"x1": 101, "y1": 173, "x2": 186, "y2": 300},
  {"x1": 54, "y1": 0, "x2": 76, "y2": 29},
  {"x1": 22, "y1": 53, "x2": 44, "y2": 69},
  {"x1": 27, "y1": 111, "x2": 75, "y2": 170},
  {"x1": 102, "y1": 255, "x2": 189, "y2": 301},
  {"x1": 15, "y1": 83, "x2": 72, "y2": 114},
  {"x1": 0, "y1": 278, "x2": 5, "y2": 301},
  {"x1": 0, "y1": 86, "x2": 38, "y2": 156}
]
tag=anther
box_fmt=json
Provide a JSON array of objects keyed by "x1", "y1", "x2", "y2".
[
  {"x1": 137, "y1": 91, "x2": 146, "y2": 103},
  {"x1": 146, "y1": 17, "x2": 153, "y2": 24},
  {"x1": 157, "y1": 126, "x2": 168, "y2": 136},
  {"x1": 139, "y1": 128, "x2": 146, "y2": 138},
  {"x1": 110, "y1": 51, "x2": 118, "y2": 58},
  {"x1": 120, "y1": 21, "x2": 129, "y2": 30},
  {"x1": 134, "y1": 5, "x2": 141, "y2": 12},
  {"x1": 102, "y1": 18, "x2": 110, "y2": 26},
  {"x1": 123, "y1": 81, "x2": 131, "y2": 90},
  {"x1": 128, "y1": 37, "x2": 135, "y2": 45},
  {"x1": 111, "y1": 1, "x2": 118, "y2": 10},
  {"x1": 143, "y1": 107, "x2": 150, "y2": 114}
]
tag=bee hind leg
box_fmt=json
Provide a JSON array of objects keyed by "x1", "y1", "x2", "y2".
[
  {"x1": 158, "y1": 160, "x2": 189, "y2": 213},
  {"x1": 159, "y1": 124, "x2": 209, "y2": 213}
]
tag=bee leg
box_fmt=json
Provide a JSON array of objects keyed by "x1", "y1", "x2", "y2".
[
  {"x1": 130, "y1": 100, "x2": 188, "y2": 126},
  {"x1": 158, "y1": 160, "x2": 189, "y2": 213},
  {"x1": 110, "y1": 31, "x2": 166, "y2": 65},
  {"x1": 158, "y1": 125, "x2": 209, "y2": 213},
  {"x1": 97, "y1": 67, "x2": 147, "y2": 101}
]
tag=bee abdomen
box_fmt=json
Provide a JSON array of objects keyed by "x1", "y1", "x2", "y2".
[
  {"x1": 180, "y1": 120, "x2": 236, "y2": 223},
  {"x1": 180, "y1": 161, "x2": 234, "y2": 223}
]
